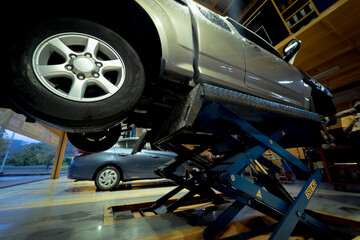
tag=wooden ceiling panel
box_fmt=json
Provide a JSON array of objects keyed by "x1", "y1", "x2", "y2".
[
  {"x1": 337, "y1": 17, "x2": 360, "y2": 39},
  {"x1": 306, "y1": 50, "x2": 360, "y2": 76},
  {"x1": 349, "y1": 32, "x2": 360, "y2": 48},
  {"x1": 293, "y1": 21, "x2": 329, "y2": 43},
  {"x1": 297, "y1": 41, "x2": 352, "y2": 71},
  {"x1": 295, "y1": 32, "x2": 344, "y2": 66},
  {"x1": 323, "y1": 68, "x2": 360, "y2": 90},
  {"x1": 320, "y1": 62, "x2": 360, "y2": 85},
  {"x1": 321, "y1": 1, "x2": 360, "y2": 32}
]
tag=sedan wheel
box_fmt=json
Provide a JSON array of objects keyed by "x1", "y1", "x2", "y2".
[{"x1": 95, "y1": 166, "x2": 121, "y2": 191}]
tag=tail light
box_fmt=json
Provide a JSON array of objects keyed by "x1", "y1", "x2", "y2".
[{"x1": 74, "y1": 149, "x2": 93, "y2": 157}]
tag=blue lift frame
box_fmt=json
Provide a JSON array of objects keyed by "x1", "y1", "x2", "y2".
[
  {"x1": 139, "y1": 84, "x2": 341, "y2": 240},
  {"x1": 197, "y1": 101, "x2": 331, "y2": 240}
]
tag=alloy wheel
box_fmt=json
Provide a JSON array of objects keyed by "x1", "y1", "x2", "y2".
[{"x1": 32, "y1": 33, "x2": 126, "y2": 102}]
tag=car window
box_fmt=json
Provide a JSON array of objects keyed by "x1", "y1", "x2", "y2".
[
  {"x1": 126, "y1": 140, "x2": 137, "y2": 149},
  {"x1": 226, "y1": 17, "x2": 282, "y2": 58},
  {"x1": 113, "y1": 141, "x2": 126, "y2": 148}
]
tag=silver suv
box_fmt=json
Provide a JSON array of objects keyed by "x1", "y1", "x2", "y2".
[{"x1": 3, "y1": 0, "x2": 335, "y2": 151}]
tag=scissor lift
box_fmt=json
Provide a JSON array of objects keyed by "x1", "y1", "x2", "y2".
[{"x1": 134, "y1": 84, "x2": 347, "y2": 240}]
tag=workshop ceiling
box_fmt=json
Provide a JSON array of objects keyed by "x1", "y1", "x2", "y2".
[
  {"x1": 276, "y1": 0, "x2": 360, "y2": 93},
  {"x1": 195, "y1": 0, "x2": 360, "y2": 93}
]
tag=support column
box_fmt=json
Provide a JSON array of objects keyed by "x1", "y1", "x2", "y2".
[{"x1": 51, "y1": 131, "x2": 68, "y2": 179}]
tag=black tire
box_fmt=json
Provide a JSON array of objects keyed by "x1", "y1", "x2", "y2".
[
  {"x1": 95, "y1": 166, "x2": 121, "y2": 191},
  {"x1": 67, "y1": 125, "x2": 121, "y2": 153},
  {"x1": 9, "y1": 18, "x2": 145, "y2": 132}
]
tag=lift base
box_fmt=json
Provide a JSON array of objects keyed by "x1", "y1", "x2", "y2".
[{"x1": 103, "y1": 196, "x2": 360, "y2": 240}]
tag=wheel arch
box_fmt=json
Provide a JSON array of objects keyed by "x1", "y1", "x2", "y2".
[{"x1": 95, "y1": 1, "x2": 163, "y2": 85}]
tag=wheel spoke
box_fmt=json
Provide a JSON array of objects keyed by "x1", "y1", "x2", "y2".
[
  {"x1": 68, "y1": 79, "x2": 87, "y2": 99},
  {"x1": 101, "y1": 59, "x2": 123, "y2": 71},
  {"x1": 95, "y1": 76, "x2": 119, "y2": 94},
  {"x1": 84, "y1": 38, "x2": 100, "y2": 57},
  {"x1": 37, "y1": 64, "x2": 70, "y2": 78},
  {"x1": 48, "y1": 38, "x2": 75, "y2": 59}
]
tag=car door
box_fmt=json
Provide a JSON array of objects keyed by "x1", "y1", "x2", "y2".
[
  {"x1": 114, "y1": 139, "x2": 153, "y2": 179},
  {"x1": 189, "y1": 3, "x2": 246, "y2": 90},
  {"x1": 242, "y1": 40, "x2": 306, "y2": 108},
  {"x1": 227, "y1": 19, "x2": 306, "y2": 108},
  {"x1": 226, "y1": 18, "x2": 306, "y2": 108}
]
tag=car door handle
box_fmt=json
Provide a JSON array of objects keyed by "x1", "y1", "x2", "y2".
[
  {"x1": 118, "y1": 153, "x2": 128, "y2": 157},
  {"x1": 244, "y1": 39, "x2": 260, "y2": 51},
  {"x1": 152, "y1": 155, "x2": 159, "y2": 158}
]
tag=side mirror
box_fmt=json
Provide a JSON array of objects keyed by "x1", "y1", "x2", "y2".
[{"x1": 283, "y1": 38, "x2": 301, "y2": 63}]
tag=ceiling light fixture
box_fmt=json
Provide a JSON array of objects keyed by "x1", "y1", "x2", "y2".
[{"x1": 312, "y1": 66, "x2": 340, "y2": 80}]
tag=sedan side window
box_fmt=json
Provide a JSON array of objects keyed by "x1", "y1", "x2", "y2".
[
  {"x1": 114, "y1": 141, "x2": 126, "y2": 148},
  {"x1": 126, "y1": 140, "x2": 137, "y2": 149}
]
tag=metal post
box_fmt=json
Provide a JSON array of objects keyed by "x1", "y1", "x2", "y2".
[
  {"x1": 269, "y1": 168, "x2": 323, "y2": 240},
  {"x1": 50, "y1": 131, "x2": 67, "y2": 179},
  {"x1": 0, "y1": 131, "x2": 15, "y2": 173}
]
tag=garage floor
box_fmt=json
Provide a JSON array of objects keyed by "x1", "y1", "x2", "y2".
[{"x1": 0, "y1": 176, "x2": 359, "y2": 240}]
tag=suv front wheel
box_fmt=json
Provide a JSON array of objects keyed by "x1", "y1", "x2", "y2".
[{"x1": 9, "y1": 18, "x2": 145, "y2": 132}]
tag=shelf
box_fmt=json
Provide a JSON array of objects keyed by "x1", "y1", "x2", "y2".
[
  {"x1": 289, "y1": 9, "x2": 315, "y2": 29},
  {"x1": 281, "y1": 0, "x2": 300, "y2": 14},
  {"x1": 274, "y1": 0, "x2": 319, "y2": 33},
  {"x1": 284, "y1": 1, "x2": 311, "y2": 22}
]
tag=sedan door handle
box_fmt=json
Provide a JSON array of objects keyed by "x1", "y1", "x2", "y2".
[
  {"x1": 118, "y1": 153, "x2": 128, "y2": 157},
  {"x1": 152, "y1": 155, "x2": 159, "y2": 158}
]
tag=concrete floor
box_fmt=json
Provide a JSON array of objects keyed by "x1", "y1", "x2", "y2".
[{"x1": 0, "y1": 176, "x2": 359, "y2": 240}]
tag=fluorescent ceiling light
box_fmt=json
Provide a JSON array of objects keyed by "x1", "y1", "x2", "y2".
[{"x1": 312, "y1": 66, "x2": 340, "y2": 80}]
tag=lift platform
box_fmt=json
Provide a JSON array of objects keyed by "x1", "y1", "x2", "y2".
[{"x1": 128, "y1": 84, "x2": 355, "y2": 239}]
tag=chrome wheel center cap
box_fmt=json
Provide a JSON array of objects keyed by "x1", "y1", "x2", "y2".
[{"x1": 72, "y1": 57, "x2": 95, "y2": 73}]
